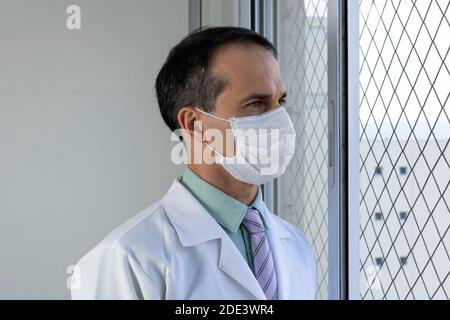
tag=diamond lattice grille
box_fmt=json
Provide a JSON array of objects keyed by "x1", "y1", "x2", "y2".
[
  {"x1": 278, "y1": 0, "x2": 329, "y2": 300},
  {"x1": 359, "y1": 0, "x2": 450, "y2": 300}
]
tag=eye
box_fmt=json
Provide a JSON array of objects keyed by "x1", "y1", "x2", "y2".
[
  {"x1": 279, "y1": 98, "x2": 287, "y2": 106},
  {"x1": 246, "y1": 101, "x2": 266, "y2": 109}
]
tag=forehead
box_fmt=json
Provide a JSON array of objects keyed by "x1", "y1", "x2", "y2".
[{"x1": 210, "y1": 43, "x2": 286, "y2": 97}]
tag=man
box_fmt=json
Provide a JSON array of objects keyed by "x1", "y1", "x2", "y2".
[{"x1": 72, "y1": 27, "x2": 316, "y2": 300}]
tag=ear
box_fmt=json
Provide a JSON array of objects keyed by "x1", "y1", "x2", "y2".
[{"x1": 177, "y1": 106, "x2": 203, "y2": 141}]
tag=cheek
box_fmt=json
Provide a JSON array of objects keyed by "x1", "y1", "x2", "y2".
[
  {"x1": 222, "y1": 128, "x2": 236, "y2": 157},
  {"x1": 204, "y1": 121, "x2": 236, "y2": 157}
]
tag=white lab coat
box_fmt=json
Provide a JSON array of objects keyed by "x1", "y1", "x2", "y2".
[{"x1": 71, "y1": 178, "x2": 317, "y2": 300}]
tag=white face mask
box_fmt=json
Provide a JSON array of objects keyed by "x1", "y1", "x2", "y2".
[{"x1": 196, "y1": 107, "x2": 297, "y2": 186}]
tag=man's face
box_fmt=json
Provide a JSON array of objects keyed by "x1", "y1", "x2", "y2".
[
  {"x1": 198, "y1": 43, "x2": 287, "y2": 157},
  {"x1": 211, "y1": 43, "x2": 287, "y2": 118}
]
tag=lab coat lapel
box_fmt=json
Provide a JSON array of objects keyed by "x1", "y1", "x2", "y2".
[
  {"x1": 218, "y1": 228, "x2": 267, "y2": 300},
  {"x1": 261, "y1": 205, "x2": 296, "y2": 300},
  {"x1": 163, "y1": 179, "x2": 222, "y2": 246},
  {"x1": 218, "y1": 200, "x2": 297, "y2": 300},
  {"x1": 266, "y1": 229, "x2": 293, "y2": 299}
]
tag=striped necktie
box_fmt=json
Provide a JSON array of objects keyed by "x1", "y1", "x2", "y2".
[{"x1": 242, "y1": 208, "x2": 278, "y2": 300}]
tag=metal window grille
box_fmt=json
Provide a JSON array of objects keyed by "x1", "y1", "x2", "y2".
[
  {"x1": 277, "y1": 0, "x2": 329, "y2": 300},
  {"x1": 359, "y1": 0, "x2": 450, "y2": 299}
]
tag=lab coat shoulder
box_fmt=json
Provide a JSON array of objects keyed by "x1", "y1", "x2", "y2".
[{"x1": 71, "y1": 201, "x2": 176, "y2": 300}]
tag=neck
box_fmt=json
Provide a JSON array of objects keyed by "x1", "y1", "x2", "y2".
[{"x1": 188, "y1": 164, "x2": 258, "y2": 206}]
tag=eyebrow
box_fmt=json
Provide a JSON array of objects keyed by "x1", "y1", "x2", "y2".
[{"x1": 239, "y1": 92, "x2": 288, "y2": 105}]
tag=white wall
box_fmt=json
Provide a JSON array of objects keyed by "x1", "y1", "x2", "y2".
[
  {"x1": 201, "y1": 0, "x2": 240, "y2": 27},
  {"x1": 0, "y1": 0, "x2": 187, "y2": 299}
]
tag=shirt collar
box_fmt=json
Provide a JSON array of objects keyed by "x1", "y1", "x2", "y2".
[{"x1": 181, "y1": 168, "x2": 267, "y2": 233}]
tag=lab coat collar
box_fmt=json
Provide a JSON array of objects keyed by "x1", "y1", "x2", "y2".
[
  {"x1": 258, "y1": 201, "x2": 295, "y2": 240},
  {"x1": 162, "y1": 178, "x2": 222, "y2": 247},
  {"x1": 162, "y1": 178, "x2": 295, "y2": 246}
]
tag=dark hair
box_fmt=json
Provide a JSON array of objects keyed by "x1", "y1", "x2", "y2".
[{"x1": 155, "y1": 26, "x2": 277, "y2": 132}]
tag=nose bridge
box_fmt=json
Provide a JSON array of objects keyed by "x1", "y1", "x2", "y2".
[{"x1": 267, "y1": 79, "x2": 287, "y2": 109}]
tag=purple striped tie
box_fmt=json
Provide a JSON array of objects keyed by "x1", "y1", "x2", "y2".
[{"x1": 242, "y1": 208, "x2": 278, "y2": 300}]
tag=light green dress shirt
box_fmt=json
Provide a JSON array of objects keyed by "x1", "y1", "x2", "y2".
[{"x1": 181, "y1": 168, "x2": 267, "y2": 272}]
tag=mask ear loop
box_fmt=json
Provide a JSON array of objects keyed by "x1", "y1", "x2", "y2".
[
  {"x1": 195, "y1": 107, "x2": 231, "y2": 123},
  {"x1": 194, "y1": 107, "x2": 237, "y2": 163}
]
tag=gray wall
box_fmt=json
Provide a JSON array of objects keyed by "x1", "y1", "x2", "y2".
[{"x1": 0, "y1": 0, "x2": 187, "y2": 299}]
